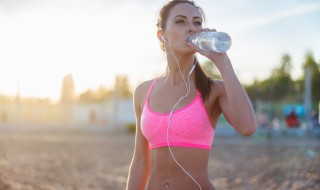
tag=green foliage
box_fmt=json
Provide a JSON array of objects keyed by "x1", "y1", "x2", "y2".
[
  {"x1": 201, "y1": 60, "x2": 221, "y2": 79},
  {"x1": 77, "y1": 75, "x2": 133, "y2": 103},
  {"x1": 302, "y1": 52, "x2": 320, "y2": 104},
  {"x1": 115, "y1": 75, "x2": 133, "y2": 98},
  {"x1": 245, "y1": 52, "x2": 320, "y2": 106},
  {"x1": 78, "y1": 86, "x2": 113, "y2": 103},
  {"x1": 269, "y1": 54, "x2": 295, "y2": 100}
]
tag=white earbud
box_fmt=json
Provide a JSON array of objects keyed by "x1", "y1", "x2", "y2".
[{"x1": 162, "y1": 35, "x2": 168, "y2": 43}]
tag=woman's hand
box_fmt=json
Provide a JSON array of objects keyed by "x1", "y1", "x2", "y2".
[{"x1": 187, "y1": 28, "x2": 231, "y2": 68}]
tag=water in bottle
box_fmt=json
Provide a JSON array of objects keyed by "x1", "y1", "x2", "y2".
[{"x1": 189, "y1": 31, "x2": 231, "y2": 53}]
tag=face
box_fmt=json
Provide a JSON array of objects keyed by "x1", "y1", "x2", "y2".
[{"x1": 163, "y1": 3, "x2": 203, "y2": 53}]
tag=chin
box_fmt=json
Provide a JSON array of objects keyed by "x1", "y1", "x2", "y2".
[
  {"x1": 184, "y1": 44, "x2": 197, "y2": 54},
  {"x1": 171, "y1": 45, "x2": 196, "y2": 55},
  {"x1": 184, "y1": 48, "x2": 197, "y2": 55}
]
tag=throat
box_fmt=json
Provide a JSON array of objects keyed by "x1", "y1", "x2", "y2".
[{"x1": 165, "y1": 73, "x2": 195, "y2": 87}]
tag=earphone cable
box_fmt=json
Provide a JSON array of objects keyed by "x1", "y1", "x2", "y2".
[{"x1": 166, "y1": 44, "x2": 202, "y2": 190}]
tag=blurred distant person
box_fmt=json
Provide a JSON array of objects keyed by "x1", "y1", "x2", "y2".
[
  {"x1": 89, "y1": 109, "x2": 96, "y2": 123},
  {"x1": 285, "y1": 109, "x2": 299, "y2": 128},
  {"x1": 272, "y1": 116, "x2": 281, "y2": 130},
  {"x1": 312, "y1": 110, "x2": 319, "y2": 129},
  {"x1": 256, "y1": 109, "x2": 269, "y2": 128},
  {"x1": 126, "y1": 1, "x2": 256, "y2": 190}
]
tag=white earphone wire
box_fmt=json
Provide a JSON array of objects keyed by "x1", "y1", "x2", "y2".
[{"x1": 166, "y1": 42, "x2": 202, "y2": 190}]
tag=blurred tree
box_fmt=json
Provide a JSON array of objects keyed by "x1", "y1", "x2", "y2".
[
  {"x1": 78, "y1": 89, "x2": 95, "y2": 103},
  {"x1": 78, "y1": 85, "x2": 113, "y2": 103},
  {"x1": 270, "y1": 54, "x2": 295, "y2": 100},
  {"x1": 245, "y1": 78, "x2": 270, "y2": 101},
  {"x1": 97, "y1": 85, "x2": 113, "y2": 101},
  {"x1": 302, "y1": 52, "x2": 320, "y2": 106},
  {"x1": 60, "y1": 74, "x2": 75, "y2": 104},
  {"x1": 201, "y1": 60, "x2": 221, "y2": 79},
  {"x1": 245, "y1": 54, "x2": 297, "y2": 102},
  {"x1": 115, "y1": 75, "x2": 132, "y2": 97}
]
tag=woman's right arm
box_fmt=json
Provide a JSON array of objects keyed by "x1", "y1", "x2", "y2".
[{"x1": 126, "y1": 82, "x2": 150, "y2": 190}]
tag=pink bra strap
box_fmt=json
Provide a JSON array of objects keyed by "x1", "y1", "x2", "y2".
[{"x1": 146, "y1": 79, "x2": 157, "y2": 99}]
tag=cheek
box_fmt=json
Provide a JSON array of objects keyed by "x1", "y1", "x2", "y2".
[
  {"x1": 196, "y1": 25, "x2": 203, "y2": 30},
  {"x1": 166, "y1": 24, "x2": 183, "y2": 40},
  {"x1": 170, "y1": 28, "x2": 184, "y2": 41},
  {"x1": 171, "y1": 31, "x2": 181, "y2": 40}
]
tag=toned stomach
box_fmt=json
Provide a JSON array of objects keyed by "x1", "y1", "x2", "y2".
[{"x1": 147, "y1": 147, "x2": 216, "y2": 190}]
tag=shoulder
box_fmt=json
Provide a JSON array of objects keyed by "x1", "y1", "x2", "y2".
[
  {"x1": 134, "y1": 79, "x2": 155, "y2": 98},
  {"x1": 133, "y1": 78, "x2": 157, "y2": 110}
]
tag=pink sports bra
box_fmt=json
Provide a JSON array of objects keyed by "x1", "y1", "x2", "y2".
[{"x1": 141, "y1": 79, "x2": 215, "y2": 150}]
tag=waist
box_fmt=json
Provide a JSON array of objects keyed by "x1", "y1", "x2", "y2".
[
  {"x1": 148, "y1": 147, "x2": 214, "y2": 190},
  {"x1": 148, "y1": 172, "x2": 215, "y2": 190},
  {"x1": 150, "y1": 146, "x2": 210, "y2": 174},
  {"x1": 149, "y1": 168, "x2": 209, "y2": 180}
]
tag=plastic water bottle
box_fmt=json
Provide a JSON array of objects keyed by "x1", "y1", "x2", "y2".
[{"x1": 189, "y1": 31, "x2": 232, "y2": 53}]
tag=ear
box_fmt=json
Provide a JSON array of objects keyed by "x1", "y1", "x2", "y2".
[{"x1": 157, "y1": 30, "x2": 165, "y2": 43}]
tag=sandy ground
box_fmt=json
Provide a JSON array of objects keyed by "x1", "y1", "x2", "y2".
[{"x1": 0, "y1": 128, "x2": 319, "y2": 190}]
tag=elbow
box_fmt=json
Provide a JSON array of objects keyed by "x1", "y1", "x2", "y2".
[
  {"x1": 241, "y1": 125, "x2": 256, "y2": 136},
  {"x1": 239, "y1": 116, "x2": 257, "y2": 136}
]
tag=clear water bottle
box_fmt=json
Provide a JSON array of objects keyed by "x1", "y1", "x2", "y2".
[{"x1": 189, "y1": 31, "x2": 232, "y2": 53}]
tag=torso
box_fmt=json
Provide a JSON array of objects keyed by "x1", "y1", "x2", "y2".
[
  {"x1": 139, "y1": 77, "x2": 222, "y2": 190},
  {"x1": 142, "y1": 77, "x2": 221, "y2": 133},
  {"x1": 148, "y1": 147, "x2": 216, "y2": 190}
]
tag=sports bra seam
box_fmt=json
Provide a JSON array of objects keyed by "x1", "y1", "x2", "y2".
[
  {"x1": 145, "y1": 79, "x2": 204, "y2": 116},
  {"x1": 142, "y1": 78, "x2": 214, "y2": 129},
  {"x1": 147, "y1": 93, "x2": 201, "y2": 116},
  {"x1": 146, "y1": 79, "x2": 157, "y2": 101},
  {"x1": 150, "y1": 143, "x2": 212, "y2": 150},
  {"x1": 142, "y1": 79, "x2": 157, "y2": 112},
  {"x1": 198, "y1": 98, "x2": 214, "y2": 129}
]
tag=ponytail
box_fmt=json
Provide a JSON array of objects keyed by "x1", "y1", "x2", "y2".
[{"x1": 194, "y1": 58, "x2": 212, "y2": 102}]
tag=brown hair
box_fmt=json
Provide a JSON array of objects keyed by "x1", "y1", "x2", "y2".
[{"x1": 157, "y1": 0, "x2": 212, "y2": 102}]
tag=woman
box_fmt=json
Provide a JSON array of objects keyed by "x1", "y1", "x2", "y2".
[{"x1": 126, "y1": 0, "x2": 256, "y2": 189}]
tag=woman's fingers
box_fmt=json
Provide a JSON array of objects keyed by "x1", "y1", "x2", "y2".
[{"x1": 200, "y1": 28, "x2": 217, "y2": 32}]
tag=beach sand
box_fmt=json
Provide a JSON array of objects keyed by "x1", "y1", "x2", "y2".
[{"x1": 0, "y1": 128, "x2": 319, "y2": 190}]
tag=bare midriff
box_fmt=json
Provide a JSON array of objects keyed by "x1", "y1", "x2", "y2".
[{"x1": 147, "y1": 147, "x2": 216, "y2": 190}]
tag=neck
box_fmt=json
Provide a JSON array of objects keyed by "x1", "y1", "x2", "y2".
[{"x1": 165, "y1": 51, "x2": 196, "y2": 85}]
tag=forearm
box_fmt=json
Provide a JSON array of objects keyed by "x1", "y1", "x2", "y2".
[
  {"x1": 126, "y1": 159, "x2": 150, "y2": 190},
  {"x1": 214, "y1": 55, "x2": 256, "y2": 134},
  {"x1": 218, "y1": 58, "x2": 249, "y2": 105}
]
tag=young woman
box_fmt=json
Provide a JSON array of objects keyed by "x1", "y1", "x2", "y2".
[{"x1": 126, "y1": 1, "x2": 256, "y2": 189}]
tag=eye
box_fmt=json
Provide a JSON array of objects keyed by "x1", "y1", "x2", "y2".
[
  {"x1": 175, "y1": 20, "x2": 185, "y2": 24},
  {"x1": 194, "y1": 21, "x2": 202, "y2": 26}
]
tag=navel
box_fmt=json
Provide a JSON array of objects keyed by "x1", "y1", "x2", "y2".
[{"x1": 164, "y1": 181, "x2": 169, "y2": 189}]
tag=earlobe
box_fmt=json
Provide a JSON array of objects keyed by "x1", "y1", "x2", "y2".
[
  {"x1": 162, "y1": 36, "x2": 168, "y2": 43},
  {"x1": 157, "y1": 30, "x2": 166, "y2": 43}
]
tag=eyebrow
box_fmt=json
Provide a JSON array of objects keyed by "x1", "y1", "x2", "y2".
[{"x1": 174, "y1": 15, "x2": 202, "y2": 20}]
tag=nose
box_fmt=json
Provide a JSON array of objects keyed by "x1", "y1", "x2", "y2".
[{"x1": 188, "y1": 23, "x2": 196, "y2": 34}]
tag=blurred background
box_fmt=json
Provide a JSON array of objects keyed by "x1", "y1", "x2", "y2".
[{"x1": 0, "y1": 0, "x2": 319, "y2": 189}]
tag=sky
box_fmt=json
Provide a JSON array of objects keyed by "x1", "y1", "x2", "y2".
[{"x1": 0, "y1": 0, "x2": 319, "y2": 101}]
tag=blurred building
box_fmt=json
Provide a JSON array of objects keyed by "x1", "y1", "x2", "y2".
[
  {"x1": 71, "y1": 97, "x2": 135, "y2": 131},
  {"x1": 0, "y1": 96, "x2": 135, "y2": 131}
]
